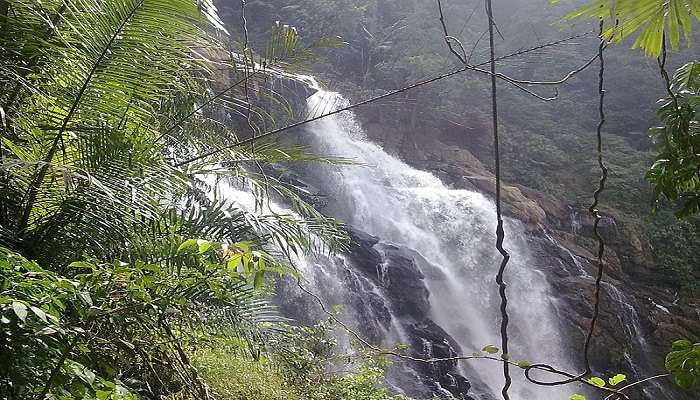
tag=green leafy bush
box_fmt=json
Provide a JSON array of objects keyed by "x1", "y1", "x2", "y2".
[
  {"x1": 666, "y1": 340, "x2": 700, "y2": 389},
  {"x1": 647, "y1": 61, "x2": 700, "y2": 217},
  {"x1": 0, "y1": 242, "x2": 281, "y2": 399}
]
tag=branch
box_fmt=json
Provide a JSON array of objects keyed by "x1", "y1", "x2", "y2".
[
  {"x1": 436, "y1": 0, "x2": 600, "y2": 101},
  {"x1": 522, "y1": 20, "x2": 618, "y2": 397},
  {"x1": 602, "y1": 374, "x2": 670, "y2": 400},
  {"x1": 584, "y1": 17, "x2": 610, "y2": 375}
]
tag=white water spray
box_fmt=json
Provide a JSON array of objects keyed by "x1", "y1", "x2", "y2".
[{"x1": 294, "y1": 87, "x2": 578, "y2": 400}]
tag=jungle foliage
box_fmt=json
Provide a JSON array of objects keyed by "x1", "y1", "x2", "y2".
[
  {"x1": 0, "y1": 0, "x2": 393, "y2": 398},
  {"x1": 1, "y1": 0, "x2": 699, "y2": 399}
]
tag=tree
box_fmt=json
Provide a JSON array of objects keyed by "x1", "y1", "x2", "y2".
[{"x1": 0, "y1": 0, "x2": 347, "y2": 398}]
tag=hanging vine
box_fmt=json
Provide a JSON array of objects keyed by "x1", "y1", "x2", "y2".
[{"x1": 482, "y1": 0, "x2": 512, "y2": 398}]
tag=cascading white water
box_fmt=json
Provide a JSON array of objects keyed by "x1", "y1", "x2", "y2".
[{"x1": 296, "y1": 87, "x2": 579, "y2": 400}]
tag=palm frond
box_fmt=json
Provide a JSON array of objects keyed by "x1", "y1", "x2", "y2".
[{"x1": 559, "y1": 0, "x2": 700, "y2": 56}]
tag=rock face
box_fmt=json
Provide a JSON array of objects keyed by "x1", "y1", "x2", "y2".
[
  {"x1": 277, "y1": 227, "x2": 473, "y2": 399},
  {"x1": 354, "y1": 106, "x2": 700, "y2": 400},
  {"x1": 404, "y1": 319, "x2": 471, "y2": 397},
  {"x1": 345, "y1": 229, "x2": 473, "y2": 399}
]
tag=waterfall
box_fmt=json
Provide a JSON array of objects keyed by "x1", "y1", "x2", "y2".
[{"x1": 288, "y1": 86, "x2": 580, "y2": 400}]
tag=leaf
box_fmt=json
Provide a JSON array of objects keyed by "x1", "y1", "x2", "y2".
[
  {"x1": 227, "y1": 254, "x2": 243, "y2": 270},
  {"x1": 588, "y1": 376, "x2": 606, "y2": 387},
  {"x1": 570, "y1": 395, "x2": 586, "y2": 400},
  {"x1": 608, "y1": 373, "x2": 627, "y2": 386},
  {"x1": 253, "y1": 271, "x2": 265, "y2": 289},
  {"x1": 29, "y1": 306, "x2": 48, "y2": 323},
  {"x1": 96, "y1": 390, "x2": 112, "y2": 400},
  {"x1": 12, "y1": 301, "x2": 27, "y2": 323},
  {"x1": 675, "y1": 371, "x2": 696, "y2": 389},
  {"x1": 36, "y1": 326, "x2": 58, "y2": 335},
  {"x1": 177, "y1": 239, "x2": 198, "y2": 253},
  {"x1": 78, "y1": 292, "x2": 93, "y2": 307},
  {"x1": 559, "y1": 0, "x2": 698, "y2": 57},
  {"x1": 665, "y1": 339, "x2": 700, "y2": 389},
  {"x1": 69, "y1": 261, "x2": 95, "y2": 269},
  {"x1": 68, "y1": 361, "x2": 96, "y2": 386},
  {"x1": 517, "y1": 360, "x2": 532, "y2": 369},
  {"x1": 482, "y1": 345, "x2": 499, "y2": 354},
  {"x1": 671, "y1": 339, "x2": 693, "y2": 351},
  {"x1": 673, "y1": 62, "x2": 700, "y2": 92},
  {"x1": 197, "y1": 240, "x2": 213, "y2": 254}
]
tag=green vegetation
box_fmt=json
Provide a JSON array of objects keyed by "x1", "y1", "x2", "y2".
[
  {"x1": 188, "y1": 345, "x2": 298, "y2": 400},
  {"x1": 558, "y1": 0, "x2": 700, "y2": 57},
  {"x1": 169, "y1": 330, "x2": 404, "y2": 400},
  {"x1": 1, "y1": 0, "x2": 699, "y2": 399},
  {"x1": 649, "y1": 214, "x2": 700, "y2": 294},
  {"x1": 0, "y1": 0, "x2": 388, "y2": 398},
  {"x1": 666, "y1": 339, "x2": 700, "y2": 389},
  {"x1": 0, "y1": 244, "x2": 278, "y2": 398},
  {"x1": 647, "y1": 61, "x2": 700, "y2": 217}
]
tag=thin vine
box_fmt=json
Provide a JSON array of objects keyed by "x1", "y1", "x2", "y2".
[
  {"x1": 523, "y1": 19, "x2": 618, "y2": 397},
  {"x1": 482, "y1": 0, "x2": 513, "y2": 398}
]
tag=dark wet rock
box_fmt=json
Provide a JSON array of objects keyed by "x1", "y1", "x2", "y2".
[
  {"x1": 344, "y1": 227, "x2": 472, "y2": 399},
  {"x1": 373, "y1": 243, "x2": 431, "y2": 317},
  {"x1": 346, "y1": 228, "x2": 382, "y2": 269},
  {"x1": 404, "y1": 318, "x2": 472, "y2": 399}
]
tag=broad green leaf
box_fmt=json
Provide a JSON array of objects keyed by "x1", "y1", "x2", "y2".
[
  {"x1": 675, "y1": 371, "x2": 696, "y2": 389},
  {"x1": 68, "y1": 361, "x2": 96, "y2": 385},
  {"x1": 69, "y1": 261, "x2": 95, "y2": 269},
  {"x1": 671, "y1": 339, "x2": 693, "y2": 351},
  {"x1": 29, "y1": 306, "x2": 48, "y2": 323},
  {"x1": 197, "y1": 240, "x2": 213, "y2": 254},
  {"x1": 177, "y1": 239, "x2": 198, "y2": 253},
  {"x1": 665, "y1": 339, "x2": 700, "y2": 389},
  {"x1": 608, "y1": 373, "x2": 627, "y2": 386},
  {"x1": 78, "y1": 292, "x2": 93, "y2": 307},
  {"x1": 227, "y1": 254, "x2": 243, "y2": 270},
  {"x1": 588, "y1": 376, "x2": 606, "y2": 387},
  {"x1": 570, "y1": 395, "x2": 586, "y2": 400},
  {"x1": 36, "y1": 326, "x2": 58, "y2": 335},
  {"x1": 482, "y1": 345, "x2": 499, "y2": 354},
  {"x1": 253, "y1": 271, "x2": 265, "y2": 289},
  {"x1": 12, "y1": 301, "x2": 27, "y2": 323},
  {"x1": 517, "y1": 360, "x2": 532, "y2": 369}
]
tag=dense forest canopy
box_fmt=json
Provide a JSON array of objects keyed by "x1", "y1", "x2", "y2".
[{"x1": 0, "y1": 1, "x2": 699, "y2": 400}]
